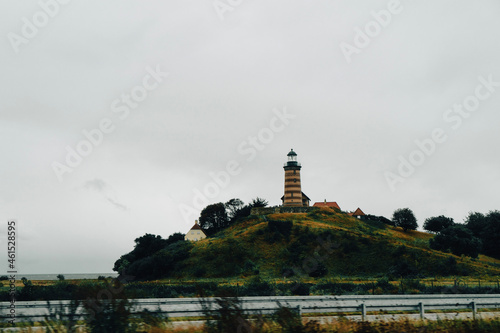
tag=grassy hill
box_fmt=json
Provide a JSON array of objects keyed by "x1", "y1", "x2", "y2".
[{"x1": 179, "y1": 208, "x2": 500, "y2": 279}]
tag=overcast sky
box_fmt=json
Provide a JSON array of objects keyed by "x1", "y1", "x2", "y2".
[{"x1": 1, "y1": 0, "x2": 500, "y2": 274}]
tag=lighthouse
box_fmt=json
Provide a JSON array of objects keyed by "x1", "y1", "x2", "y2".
[{"x1": 282, "y1": 149, "x2": 310, "y2": 207}]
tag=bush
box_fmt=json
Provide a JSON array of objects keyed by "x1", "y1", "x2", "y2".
[
  {"x1": 201, "y1": 294, "x2": 251, "y2": 333},
  {"x1": 389, "y1": 260, "x2": 418, "y2": 278},
  {"x1": 245, "y1": 276, "x2": 275, "y2": 296},
  {"x1": 266, "y1": 220, "x2": 293, "y2": 243},
  {"x1": 308, "y1": 262, "x2": 327, "y2": 278},
  {"x1": 430, "y1": 225, "x2": 482, "y2": 258},
  {"x1": 290, "y1": 282, "x2": 311, "y2": 296},
  {"x1": 57, "y1": 274, "x2": 65, "y2": 281},
  {"x1": 79, "y1": 280, "x2": 135, "y2": 333},
  {"x1": 273, "y1": 303, "x2": 325, "y2": 333}
]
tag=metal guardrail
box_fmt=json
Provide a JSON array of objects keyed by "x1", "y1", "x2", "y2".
[{"x1": 1, "y1": 294, "x2": 499, "y2": 322}]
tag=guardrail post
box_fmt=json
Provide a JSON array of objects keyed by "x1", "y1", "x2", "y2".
[
  {"x1": 360, "y1": 303, "x2": 366, "y2": 321},
  {"x1": 296, "y1": 305, "x2": 302, "y2": 317},
  {"x1": 471, "y1": 301, "x2": 477, "y2": 320},
  {"x1": 418, "y1": 302, "x2": 425, "y2": 320}
]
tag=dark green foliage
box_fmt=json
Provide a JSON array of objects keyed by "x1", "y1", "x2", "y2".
[
  {"x1": 436, "y1": 256, "x2": 471, "y2": 276},
  {"x1": 201, "y1": 294, "x2": 251, "y2": 333},
  {"x1": 137, "y1": 307, "x2": 169, "y2": 331},
  {"x1": 113, "y1": 232, "x2": 186, "y2": 277},
  {"x1": 265, "y1": 220, "x2": 293, "y2": 243},
  {"x1": 251, "y1": 197, "x2": 268, "y2": 208},
  {"x1": 389, "y1": 260, "x2": 418, "y2": 278},
  {"x1": 243, "y1": 259, "x2": 259, "y2": 275},
  {"x1": 200, "y1": 198, "x2": 269, "y2": 237},
  {"x1": 273, "y1": 304, "x2": 303, "y2": 333},
  {"x1": 245, "y1": 276, "x2": 275, "y2": 296},
  {"x1": 308, "y1": 262, "x2": 327, "y2": 278},
  {"x1": 430, "y1": 225, "x2": 482, "y2": 258},
  {"x1": 0, "y1": 275, "x2": 9, "y2": 280},
  {"x1": 225, "y1": 198, "x2": 244, "y2": 221},
  {"x1": 360, "y1": 214, "x2": 393, "y2": 227},
  {"x1": 57, "y1": 274, "x2": 65, "y2": 281},
  {"x1": 392, "y1": 208, "x2": 418, "y2": 231},
  {"x1": 342, "y1": 239, "x2": 360, "y2": 254},
  {"x1": 424, "y1": 215, "x2": 455, "y2": 233},
  {"x1": 482, "y1": 211, "x2": 500, "y2": 259},
  {"x1": 127, "y1": 241, "x2": 193, "y2": 280},
  {"x1": 375, "y1": 277, "x2": 392, "y2": 290},
  {"x1": 227, "y1": 197, "x2": 269, "y2": 223},
  {"x1": 290, "y1": 282, "x2": 311, "y2": 296},
  {"x1": 465, "y1": 211, "x2": 500, "y2": 259},
  {"x1": 273, "y1": 304, "x2": 325, "y2": 333},
  {"x1": 79, "y1": 280, "x2": 135, "y2": 333},
  {"x1": 199, "y1": 202, "x2": 229, "y2": 236},
  {"x1": 465, "y1": 212, "x2": 487, "y2": 237}
]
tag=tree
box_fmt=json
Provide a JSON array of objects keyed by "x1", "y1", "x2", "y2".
[
  {"x1": 392, "y1": 208, "x2": 418, "y2": 232},
  {"x1": 465, "y1": 211, "x2": 500, "y2": 259},
  {"x1": 464, "y1": 212, "x2": 487, "y2": 238},
  {"x1": 423, "y1": 215, "x2": 455, "y2": 233},
  {"x1": 251, "y1": 197, "x2": 268, "y2": 208},
  {"x1": 481, "y1": 211, "x2": 500, "y2": 259},
  {"x1": 113, "y1": 233, "x2": 185, "y2": 276},
  {"x1": 199, "y1": 203, "x2": 229, "y2": 236},
  {"x1": 130, "y1": 234, "x2": 168, "y2": 260},
  {"x1": 225, "y1": 198, "x2": 244, "y2": 221},
  {"x1": 225, "y1": 197, "x2": 270, "y2": 224},
  {"x1": 430, "y1": 225, "x2": 482, "y2": 258}
]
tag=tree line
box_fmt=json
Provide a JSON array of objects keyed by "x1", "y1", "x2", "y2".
[
  {"x1": 387, "y1": 207, "x2": 500, "y2": 259},
  {"x1": 198, "y1": 197, "x2": 268, "y2": 236}
]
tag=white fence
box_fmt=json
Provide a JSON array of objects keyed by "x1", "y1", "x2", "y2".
[{"x1": 1, "y1": 294, "x2": 499, "y2": 322}]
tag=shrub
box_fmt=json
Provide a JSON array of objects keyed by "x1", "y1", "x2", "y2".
[
  {"x1": 266, "y1": 220, "x2": 293, "y2": 242},
  {"x1": 273, "y1": 303, "x2": 325, "y2": 333},
  {"x1": 79, "y1": 280, "x2": 135, "y2": 333},
  {"x1": 290, "y1": 282, "x2": 311, "y2": 296},
  {"x1": 308, "y1": 262, "x2": 327, "y2": 278},
  {"x1": 245, "y1": 276, "x2": 275, "y2": 296},
  {"x1": 201, "y1": 294, "x2": 251, "y2": 333},
  {"x1": 430, "y1": 225, "x2": 482, "y2": 258}
]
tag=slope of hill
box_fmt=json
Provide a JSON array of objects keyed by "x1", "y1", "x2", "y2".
[
  {"x1": 181, "y1": 208, "x2": 500, "y2": 279},
  {"x1": 116, "y1": 208, "x2": 500, "y2": 281}
]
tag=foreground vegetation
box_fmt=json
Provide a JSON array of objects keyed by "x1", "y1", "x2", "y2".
[
  {"x1": 2, "y1": 276, "x2": 500, "y2": 302},
  {"x1": 3, "y1": 292, "x2": 500, "y2": 333}
]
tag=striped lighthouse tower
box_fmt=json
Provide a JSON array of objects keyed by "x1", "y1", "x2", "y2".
[{"x1": 283, "y1": 149, "x2": 305, "y2": 207}]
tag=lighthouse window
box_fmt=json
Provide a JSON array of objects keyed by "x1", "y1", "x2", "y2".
[
  {"x1": 293, "y1": 170, "x2": 296, "y2": 175},
  {"x1": 293, "y1": 178, "x2": 297, "y2": 182}
]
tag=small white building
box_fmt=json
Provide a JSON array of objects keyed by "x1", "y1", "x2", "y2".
[{"x1": 184, "y1": 221, "x2": 207, "y2": 241}]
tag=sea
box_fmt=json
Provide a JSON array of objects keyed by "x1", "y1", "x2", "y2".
[{"x1": 11, "y1": 273, "x2": 119, "y2": 281}]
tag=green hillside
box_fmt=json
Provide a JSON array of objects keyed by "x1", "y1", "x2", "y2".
[{"x1": 117, "y1": 208, "x2": 500, "y2": 280}]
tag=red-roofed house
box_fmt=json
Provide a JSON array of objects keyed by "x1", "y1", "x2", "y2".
[
  {"x1": 348, "y1": 208, "x2": 366, "y2": 219},
  {"x1": 185, "y1": 221, "x2": 207, "y2": 241},
  {"x1": 313, "y1": 200, "x2": 341, "y2": 211}
]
